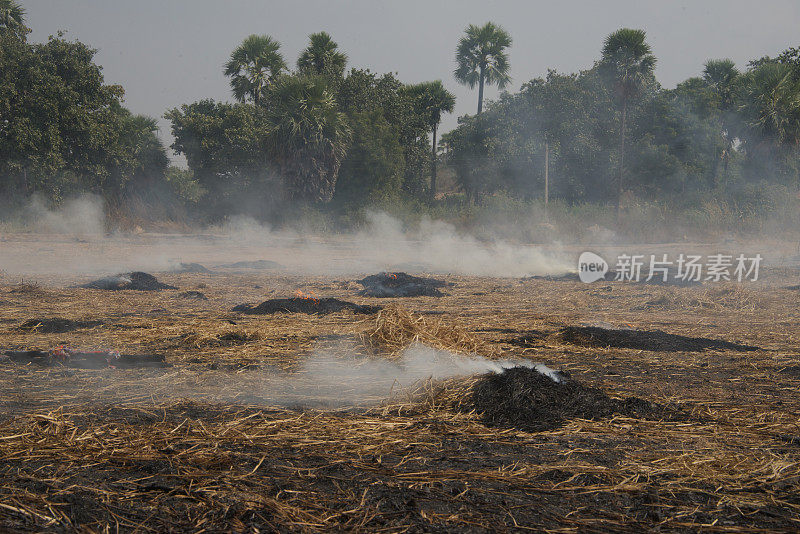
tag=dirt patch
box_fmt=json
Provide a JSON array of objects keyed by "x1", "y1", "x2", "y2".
[
  {"x1": 79, "y1": 272, "x2": 177, "y2": 291},
  {"x1": 220, "y1": 260, "x2": 282, "y2": 269},
  {"x1": 18, "y1": 318, "x2": 103, "y2": 333},
  {"x1": 471, "y1": 366, "x2": 663, "y2": 432},
  {"x1": 172, "y1": 262, "x2": 211, "y2": 273},
  {"x1": 554, "y1": 326, "x2": 759, "y2": 352},
  {"x1": 358, "y1": 272, "x2": 452, "y2": 298},
  {"x1": 177, "y1": 290, "x2": 208, "y2": 300},
  {"x1": 233, "y1": 298, "x2": 380, "y2": 315}
]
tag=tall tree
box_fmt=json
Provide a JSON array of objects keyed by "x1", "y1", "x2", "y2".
[
  {"x1": 0, "y1": 0, "x2": 26, "y2": 36},
  {"x1": 297, "y1": 32, "x2": 347, "y2": 78},
  {"x1": 703, "y1": 59, "x2": 740, "y2": 181},
  {"x1": 404, "y1": 81, "x2": 455, "y2": 200},
  {"x1": 224, "y1": 35, "x2": 286, "y2": 105},
  {"x1": 599, "y1": 28, "x2": 656, "y2": 218},
  {"x1": 454, "y1": 22, "x2": 512, "y2": 114},
  {"x1": 264, "y1": 75, "x2": 351, "y2": 202}
]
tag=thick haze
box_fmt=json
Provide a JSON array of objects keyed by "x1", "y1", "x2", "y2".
[{"x1": 24, "y1": 0, "x2": 800, "y2": 166}]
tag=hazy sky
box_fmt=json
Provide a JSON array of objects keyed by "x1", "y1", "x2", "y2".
[{"x1": 24, "y1": 1, "x2": 800, "y2": 165}]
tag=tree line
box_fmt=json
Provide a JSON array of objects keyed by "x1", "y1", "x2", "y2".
[{"x1": 1, "y1": 0, "x2": 798, "y2": 228}]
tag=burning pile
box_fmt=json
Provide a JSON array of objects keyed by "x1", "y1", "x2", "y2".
[
  {"x1": 234, "y1": 291, "x2": 380, "y2": 315},
  {"x1": 358, "y1": 272, "x2": 452, "y2": 298},
  {"x1": 79, "y1": 272, "x2": 177, "y2": 291}
]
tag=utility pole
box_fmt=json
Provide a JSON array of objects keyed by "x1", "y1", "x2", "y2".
[{"x1": 544, "y1": 141, "x2": 549, "y2": 222}]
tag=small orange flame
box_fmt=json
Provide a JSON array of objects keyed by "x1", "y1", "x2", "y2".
[
  {"x1": 294, "y1": 289, "x2": 319, "y2": 304},
  {"x1": 387, "y1": 273, "x2": 397, "y2": 279}
]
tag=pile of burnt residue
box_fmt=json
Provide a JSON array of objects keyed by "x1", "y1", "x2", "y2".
[
  {"x1": 555, "y1": 326, "x2": 759, "y2": 352},
  {"x1": 472, "y1": 366, "x2": 661, "y2": 432},
  {"x1": 527, "y1": 270, "x2": 700, "y2": 286},
  {"x1": 233, "y1": 298, "x2": 380, "y2": 315},
  {"x1": 2, "y1": 348, "x2": 170, "y2": 369},
  {"x1": 220, "y1": 260, "x2": 283, "y2": 270},
  {"x1": 358, "y1": 272, "x2": 452, "y2": 297},
  {"x1": 177, "y1": 290, "x2": 208, "y2": 300},
  {"x1": 172, "y1": 262, "x2": 211, "y2": 273},
  {"x1": 18, "y1": 318, "x2": 103, "y2": 334},
  {"x1": 80, "y1": 272, "x2": 177, "y2": 291}
]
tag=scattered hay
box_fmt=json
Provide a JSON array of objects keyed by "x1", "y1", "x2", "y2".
[
  {"x1": 233, "y1": 298, "x2": 380, "y2": 316},
  {"x1": 180, "y1": 329, "x2": 264, "y2": 348},
  {"x1": 358, "y1": 272, "x2": 451, "y2": 298},
  {"x1": 361, "y1": 305, "x2": 497, "y2": 359},
  {"x1": 554, "y1": 325, "x2": 760, "y2": 352},
  {"x1": 638, "y1": 284, "x2": 766, "y2": 311},
  {"x1": 220, "y1": 260, "x2": 282, "y2": 270},
  {"x1": 471, "y1": 366, "x2": 663, "y2": 432},
  {"x1": 177, "y1": 290, "x2": 208, "y2": 300},
  {"x1": 79, "y1": 272, "x2": 177, "y2": 291},
  {"x1": 18, "y1": 318, "x2": 103, "y2": 334}
]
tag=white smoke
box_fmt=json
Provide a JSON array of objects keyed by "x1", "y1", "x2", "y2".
[
  {"x1": 24, "y1": 194, "x2": 105, "y2": 237},
  {"x1": 0, "y1": 209, "x2": 571, "y2": 278},
  {"x1": 0, "y1": 343, "x2": 562, "y2": 411}
]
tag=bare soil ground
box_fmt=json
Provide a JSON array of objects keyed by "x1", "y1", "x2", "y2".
[{"x1": 1, "y1": 246, "x2": 799, "y2": 532}]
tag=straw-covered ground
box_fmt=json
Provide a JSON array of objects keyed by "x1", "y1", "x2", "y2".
[{"x1": 1, "y1": 259, "x2": 799, "y2": 532}]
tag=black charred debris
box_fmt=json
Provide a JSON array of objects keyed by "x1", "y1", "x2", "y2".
[
  {"x1": 471, "y1": 366, "x2": 668, "y2": 432},
  {"x1": 2, "y1": 347, "x2": 170, "y2": 369},
  {"x1": 79, "y1": 272, "x2": 177, "y2": 291},
  {"x1": 18, "y1": 318, "x2": 103, "y2": 334},
  {"x1": 233, "y1": 297, "x2": 380, "y2": 315},
  {"x1": 358, "y1": 272, "x2": 452, "y2": 298}
]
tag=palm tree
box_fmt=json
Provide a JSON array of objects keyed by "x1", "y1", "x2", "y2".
[
  {"x1": 297, "y1": 32, "x2": 348, "y2": 78},
  {"x1": 738, "y1": 62, "x2": 800, "y2": 146},
  {"x1": 404, "y1": 81, "x2": 456, "y2": 201},
  {"x1": 0, "y1": 0, "x2": 26, "y2": 35},
  {"x1": 224, "y1": 35, "x2": 286, "y2": 105},
  {"x1": 599, "y1": 28, "x2": 656, "y2": 219},
  {"x1": 454, "y1": 22, "x2": 512, "y2": 114},
  {"x1": 264, "y1": 75, "x2": 351, "y2": 202},
  {"x1": 703, "y1": 59, "x2": 740, "y2": 181}
]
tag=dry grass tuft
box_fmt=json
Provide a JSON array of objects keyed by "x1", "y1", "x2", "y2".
[{"x1": 358, "y1": 305, "x2": 498, "y2": 359}]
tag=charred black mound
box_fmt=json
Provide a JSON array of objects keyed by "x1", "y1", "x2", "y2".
[
  {"x1": 173, "y1": 262, "x2": 211, "y2": 273},
  {"x1": 177, "y1": 290, "x2": 208, "y2": 300},
  {"x1": 358, "y1": 272, "x2": 452, "y2": 298},
  {"x1": 221, "y1": 260, "x2": 283, "y2": 270},
  {"x1": 2, "y1": 350, "x2": 170, "y2": 369},
  {"x1": 80, "y1": 272, "x2": 177, "y2": 291},
  {"x1": 557, "y1": 326, "x2": 759, "y2": 352},
  {"x1": 527, "y1": 270, "x2": 700, "y2": 286},
  {"x1": 18, "y1": 318, "x2": 103, "y2": 333},
  {"x1": 472, "y1": 366, "x2": 660, "y2": 432},
  {"x1": 233, "y1": 297, "x2": 380, "y2": 315}
]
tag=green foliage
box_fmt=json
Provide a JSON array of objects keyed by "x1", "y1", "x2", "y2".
[
  {"x1": 0, "y1": 31, "x2": 167, "y2": 203},
  {"x1": 297, "y1": 32, "x2": 347, "y2": 78},
  {"x1": 164, "y1": 100, "x2": 273, "y2": 214},
  {"x1": 263, "y1": 74, "x2": 351, "y2": 202},
  {"x1": 454, "y1": 22, "x2": 512, "y2": 113},
  {"x1": 224, "y1": 35, "x2": 286, "y2": 105},
  {"x1": 334, "y1": 110, "x2": 404, "y2": 205}
]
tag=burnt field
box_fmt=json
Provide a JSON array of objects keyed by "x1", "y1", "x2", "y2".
[{"x1": 1, "y1": 253, "x2": 800, "y2": 532}]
